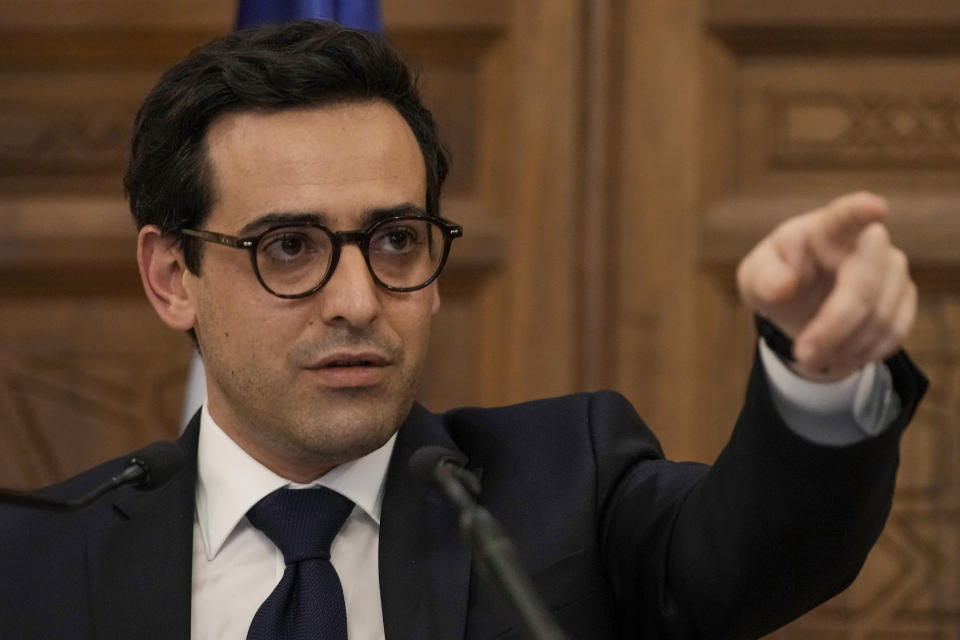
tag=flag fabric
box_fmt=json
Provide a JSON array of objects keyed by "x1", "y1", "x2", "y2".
[
  {"x1": 235, "y1": 0, "x2": 382, "y2": 31},
  {"x1": 180, "y1": 0, "x2": 382, "y2": 428}
]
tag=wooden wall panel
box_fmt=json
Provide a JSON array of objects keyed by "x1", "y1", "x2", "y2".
[
  {"x1": 699, "y1": 1, "x2": 960, "y2": 637},
  {"x1": 0, "y1": 72, "x2": 160, "y2": 194},
  {"x1": 613, "y1": 0, "x2": 726, "y2": 461},
  {"x1": 0, "y1": 0, "x2": 233, "y2": 30},
  {"x1": 737, "y1": 58, "x2": 960, "y2": 195},
  {"x1": 0, "y1": 2, "x2": 224, "y2": 488},
  {"x1": 0, "y1": 301, "x2": 191, "y2": 488},
  {"x1": 483, "y1": 0, "x2": 583, "y2": 404}
]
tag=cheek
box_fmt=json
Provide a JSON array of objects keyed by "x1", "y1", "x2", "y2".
[
  {"x1": 387, "y1": 294, "x2": 436, "y2": 346},
  {"x1": 195, "y1": 275, "x2": 277, "y2": 345}
]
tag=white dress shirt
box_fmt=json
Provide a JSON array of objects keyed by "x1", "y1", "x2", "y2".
[
  {"x1": 190, "y1": 404, "x2": 394, "y2": 639},
  {"x1": 189, "y1": 341, "x2": 899, "y2": 639}
]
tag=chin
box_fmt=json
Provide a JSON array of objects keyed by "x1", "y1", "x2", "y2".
[{"x1": 292, "y1": 400, "x2": 408, "y2": 459}]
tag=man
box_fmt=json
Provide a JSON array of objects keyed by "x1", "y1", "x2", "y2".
[{"x1": 0, "y1": 20, "x2": 926, "y2": 640}]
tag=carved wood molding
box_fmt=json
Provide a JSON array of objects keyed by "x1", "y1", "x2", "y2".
[
  {"x1": 0, "y1": 0, "x2": 233, "y2": 30},
  {"x1": 708, "y1": 0, "x2": 960, "y2": 26},
  {"x1": 707, "y1": 0, "x2": 960, "y2": 54},
  {"x1": 769, "y1": 91, "x2": 960, "y2": 168},
  {"x1": 0, "y1": 109, "x2": 131, "y2": 175},
  {"x1": 700, "y1": 194, "x2": 960, "y2": 279},
  {"x1": 384, "y1": 0, "x2": 510, "y2": 33},
  {"x1": 708, "y1": 25, "x2": 960, "y2": 56}
]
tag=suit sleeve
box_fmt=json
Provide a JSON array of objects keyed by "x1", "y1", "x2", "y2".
[{"x1": 596, "y1": 349, "x2": 927, "y2": 639}]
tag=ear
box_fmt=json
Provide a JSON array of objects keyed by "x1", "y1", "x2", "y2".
[{"x1": 137, "y1": 226, "x2": 196, "y2": 331}]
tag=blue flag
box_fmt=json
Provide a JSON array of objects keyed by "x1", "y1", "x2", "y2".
[{"x1": 235, "y1": 0, "x2": 382, "y2": 32}]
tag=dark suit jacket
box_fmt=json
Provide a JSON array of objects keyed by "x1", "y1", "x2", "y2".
[{"x1": 0, "y1": 352, "x2": 926, "y2": 639}]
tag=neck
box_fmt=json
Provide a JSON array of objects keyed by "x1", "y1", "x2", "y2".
[{"x1": 204, "y1": 408, "x2": 339, "y2": 483}]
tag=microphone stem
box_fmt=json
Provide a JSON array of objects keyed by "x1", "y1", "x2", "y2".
[
  {"x1": 69, "y1": 463, "x2": 145, "y2": 508},
  {"x1": 0, "y1": 459, "x2": 147, "y2": 511},
  {"x1": 0, "y1": 489, "x2": 72, "y2": 511},
  {"x1": 433, "y1": 462, "x2": 569, "y2": 640},
  {"x1": 463, "y1": 507, "x2": 569, "y2": 640}
]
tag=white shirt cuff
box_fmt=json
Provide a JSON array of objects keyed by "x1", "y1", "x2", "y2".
[{"x1": 758, "y1": 338, "x2": 901, "y2": 446}]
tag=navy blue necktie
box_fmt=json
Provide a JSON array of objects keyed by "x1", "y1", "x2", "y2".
[{"x1": 246, "y1": 487, "x2": 355, "y2": 640}]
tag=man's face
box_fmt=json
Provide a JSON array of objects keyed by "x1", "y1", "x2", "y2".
[{"x1": 185, "y1": 101, "x2": 439, "y2": 480}]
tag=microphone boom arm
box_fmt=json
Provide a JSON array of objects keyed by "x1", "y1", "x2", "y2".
[
  {"x1": 431, "y1": 458, "x2": 569, "y2": 640},
  {"x1": 0, "y1": 441, "x2": 183, "y2": 511}
]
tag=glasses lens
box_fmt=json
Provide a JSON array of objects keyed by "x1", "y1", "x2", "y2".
[
  {"x1": 255, "y1": 226, "x2": 333, "y2": 296},
  {"x1": 368, "y1": 217, "x2": 444, "y2": 289}
]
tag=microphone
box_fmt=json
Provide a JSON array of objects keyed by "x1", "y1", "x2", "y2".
[
  {"x1": 410, "y1": 446, "x2": 569, "y2": 640},
  {"x1": 409, "y1": 446, "x2": 481, "y2": 508},
  {"x1": 0, "y1": 441, "x2": 185, "y2": 511}
]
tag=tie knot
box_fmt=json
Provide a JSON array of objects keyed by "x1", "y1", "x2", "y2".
[{"x1": 247, "y1": 487, "x2": 354, "y2": 564}]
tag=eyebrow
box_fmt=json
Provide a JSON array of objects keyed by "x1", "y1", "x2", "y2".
[{"x1": 237, "y1": 203, "x2": 428, "y2": 236}]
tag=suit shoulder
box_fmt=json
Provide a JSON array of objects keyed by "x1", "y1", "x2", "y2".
[
  {"x1": 41, "y1": 452, "x2": 133, "y2": 500},
  {"x1": 0, "y1": 453, "x2": 129, "y2": 530},
  {"x1": 441, "y1": 389, "x2": 636, "y2": 423},
  {"x1": 34, "y1": 428, "x2": 195, "y2": 502},
  {"x1": 437, "y1": 390, "x2": 661, "y2": 460}
]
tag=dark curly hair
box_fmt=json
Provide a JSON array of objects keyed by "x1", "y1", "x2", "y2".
[{"x1": 124, "y1": 19, "x2": 449, "y2": 273}]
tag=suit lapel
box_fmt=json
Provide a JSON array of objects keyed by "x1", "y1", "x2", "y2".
[
  {"x1": 86, "y1": 417, "x2": 199, "y2": 640},
  {"x1": 379, "y1": 404, "x2": 475, "y2": 640}
]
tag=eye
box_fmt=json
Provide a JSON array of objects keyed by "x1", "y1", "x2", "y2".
[
  {"x1": 371, "y1": 222, "x2": 423, "y2": 254},
  {"x1": 259, "y1": 229, "x2": 322, "y2": 264},
  {"x1": 279, "y1": 235, "x2": 304, "y2": 255},
  {"x1": 387, "y1": 228, "x2": 415, "y2": 250}
]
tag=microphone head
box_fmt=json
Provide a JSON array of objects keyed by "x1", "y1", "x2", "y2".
[
  {"x1": 408, "y1": 446, "x2": 461, "y2": 485},
  {"x1": 127, "y1": 441, "x2": 185, "y2": 490}
]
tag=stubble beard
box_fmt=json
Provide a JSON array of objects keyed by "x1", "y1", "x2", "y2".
[{"x1": 214, "y1": 344, "x2": 425, "y2": 475}]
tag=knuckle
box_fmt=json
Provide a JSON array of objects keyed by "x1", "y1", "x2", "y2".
[
  {"x1": 874, "y1": 302, "x2": 897, "y2": 328},
  {"x1": 844, "y1": 268, "x2": 881, "y2": 304}
]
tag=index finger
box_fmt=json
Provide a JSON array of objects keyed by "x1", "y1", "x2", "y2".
[{"x1": 815, "y1": 191, "x2": 890, "y2": 249}]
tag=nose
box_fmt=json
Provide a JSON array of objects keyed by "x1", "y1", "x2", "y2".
[{"x1": 317, "y1": 244, "x2": 380, "y2": 328}]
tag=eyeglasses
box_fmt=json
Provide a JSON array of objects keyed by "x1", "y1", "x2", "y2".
[{"x1": 180, "y1": 215, "x2": 463, "y2": 298}]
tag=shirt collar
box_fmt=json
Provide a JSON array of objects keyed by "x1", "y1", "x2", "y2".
[{"x1": 195, "y1": 404, "x2": 396, "y2": 561}]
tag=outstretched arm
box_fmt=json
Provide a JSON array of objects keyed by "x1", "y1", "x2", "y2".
[{"x1": 605, "y1": 193, "x2": 927, "y2": 638}]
